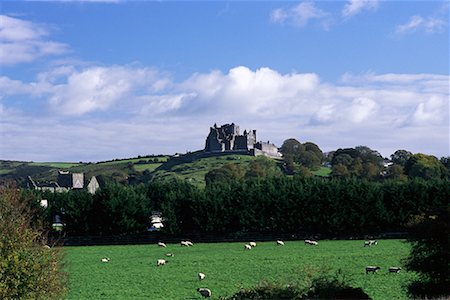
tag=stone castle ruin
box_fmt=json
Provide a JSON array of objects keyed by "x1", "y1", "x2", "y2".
[{"x1": 204, "y1": 123, "x2": 281, "y2": 158}]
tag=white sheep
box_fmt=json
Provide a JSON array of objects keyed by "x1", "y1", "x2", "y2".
[
  {"x1": 158, "y1": 242, "x2": 167, "y2": 248},
  {"x1": 181, "y1": 241, "x2": 190, "y2": 247},
  {"x1": 249, "y1": 242, "x2": 257, "y2": 247},
  {"x1": 101, "y1": 258, "x2": 110, "y2": 263},
  {"x1": 276, "y1": 240, "x2": 285, "y2": 246},
  {"x1": 244, "y1": 244, "x2": 252, "y2": 250},
  {"x1": 389, "y1": 267, "x2": 401, "y2": 273},
  {"x1": 365, "y1": 266, "x2": 380, "y2": 274},
  {"x1": 165, "y1": 253, "x2": 174, "y2": 257},
  {"x1": 197, "y1": 288, "x2": 212, "y2": 298},
  {"x1": 157, "y1": 259, "x2": 167, "y2": 266},
  {"x1": 185, "y1": 241, "x2": 194, "y2": 246},
  {"x1": 305, "y1": 240, "x2": 318, "y2": 245},
  {"x1": 364, "y1": 240, "x2": 378, "y2": 247},
  {"x1": 198, "y1": 272, "x2": 206, "y2": 280}
]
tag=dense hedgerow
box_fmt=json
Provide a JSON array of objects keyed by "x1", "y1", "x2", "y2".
[{"x1": 0, "y1": 183, "x2": 66, "y2": 299}]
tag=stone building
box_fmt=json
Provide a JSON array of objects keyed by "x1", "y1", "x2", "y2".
[
  {"x1": 204, "y1": 123, "x2": 281, "y2": 158},
  {"x1": 57, "y1": 171, "x2": 84, "y2": 189},
  {"x1": 28, "y1": 172, "x2": 99, "y2": 194}
]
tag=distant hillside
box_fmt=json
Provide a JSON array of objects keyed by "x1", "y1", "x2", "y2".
[
  {"x1": 0, "y1": 155, "x2": 168, "y2": 186},
  {"x1": 0, "y1": 152, "x2": 331, "y2": 187},
  {"x1": 0, "y1": 153, "x2": 260, "y2": 187},
  {"x1": 151, "y1": 151, "x2": 261, "y2": 186}
]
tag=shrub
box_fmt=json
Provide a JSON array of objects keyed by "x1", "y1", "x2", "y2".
[
  {"x1": 305, "y1": 273, "x2": 370, "y2": 299},
  {"x1": 223, "y1": 268, "x2": 370, "y2": 300},
  {"x1": 223, "y1": 281, "x2": 303, "y2": 300},
  {"x1": 404, "y1": 206, "x2": 450, "y2": 298},
  {"x1": 0, "y1": 183, "x2": 66, "y2": 299}
]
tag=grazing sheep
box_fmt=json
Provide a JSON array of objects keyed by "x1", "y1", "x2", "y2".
[
  {"x1": 249, "y1": 242, "x2": 257, "y2": 247},
  {"x1": 185, "y1": 241, "x2": 194, "y2": 246},
  {"x1": 305, "y1": 240, "x2": 318, "y2": 245},
  {"x1": 389, "y1": 267, "x2": 401, "y2": 273},
  {"x1": 157, "y1": 259, "x2": 167, "y2": 266},
  {"x1": 165, "y1": 253, "x2": 174, "y2": 257},
  {"x1": 198, "y1": 272, "x2": 206, "y2": 280},
  {"x1": 158, "y1": 242, "x2": 167, "y2": 248},
  {"x1": 276, "y1": 240, "x2": 285, "y2": 246},
  {"x1": 101, "y1": 258, "x2": 110, "y2": 263},
  {"x1": 364, "y1": 240, "x2": 378, "y2": 247},
  {"x1": 197, "y1": 288, "x2": 212, "y2": 298},
  {"x1": 365, "y1": 266, "x2": 380, "y2": 274},
  {"x1": 245, "y1": 244, "x2": 252, "y2": 250},
  {"x1": 181, "y1": 241, "x2": 190, "y2": 247}
]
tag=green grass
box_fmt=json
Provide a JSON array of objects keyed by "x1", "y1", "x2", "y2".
[
  {"x1": 133, "y1": 163, "x2": 163, "y2": 172},
  {"x1": 64, "y1": 239, "x2": 414, "y2": 299},
  {"x1": 96, "y1": 156, "x2": 169, "y2": 166},
  {"x1": 312, "y1": 166, "x2": 332, "y2": 177},
  {"x1": 151, "y1": 153, "x2": 259, "y2": 187},
  {"x1": 30, "y1": 162, "x2": 83, "y2": 168}
]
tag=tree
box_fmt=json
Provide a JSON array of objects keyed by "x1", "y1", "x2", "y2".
[
  {"x1": 386, "y1": 164, "x2": 407, "y2": 181},
  {"x1": 331, "y1": 147, "x2": 383, "y2": 179},
  {"x1": 404, "y1": 207, "x2": 450, "y2": 298},
  {"x1": 280, "y1": 138, "x2": 305, "y2": 159},
  {"x1": 205, "y1": 164, "x2": 245, "y2": 185},
  {"x1": 405, "y1": 153, "x2": 447, "y2": 180},
  {"x1": 331, "y1": 164, "x2": 350, "y2": 178},
  {"x1": 246, "y1": 156, "x2": 282, "y2": 179},
  {"x1": 0, "y1": 183, "x2": 66, "y2": 299},
  {"x1": 391, "y1": 149, "x2": 412, "y2": 167},
  {"x1": 280, "y1": 139, "x2": 323, "y2": 172},
  {"x1": 440, "y1": 156, "x2": 450, "y2": 178}
]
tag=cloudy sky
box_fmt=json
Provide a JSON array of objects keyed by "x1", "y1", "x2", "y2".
[{"x1": 0, "y1": 0, "x2": 449, "y2": 162}]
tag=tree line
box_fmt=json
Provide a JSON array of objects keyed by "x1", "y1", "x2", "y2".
[{"x1": 33, "y1": 177, "x2": 449, "y2": 237}]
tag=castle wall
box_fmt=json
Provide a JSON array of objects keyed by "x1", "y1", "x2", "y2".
[
  {"x1": 234, "y1": 136, "x2": 249, "y2": 151},
  {"x1": 204, "y1": 123, "x2": 280, "y2": 158},
  {"x1": 254, "y1": 142, "x2": 281, "y2": 158}
]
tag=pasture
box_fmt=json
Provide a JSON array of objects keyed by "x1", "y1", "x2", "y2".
[{"x1": 64, "y1": 239, "x2": 415, "y2": 299}]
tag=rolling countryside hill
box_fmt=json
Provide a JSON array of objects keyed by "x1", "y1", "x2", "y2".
[{"x1": 0, "y1": 152, "x2": 330, "y2": 188}]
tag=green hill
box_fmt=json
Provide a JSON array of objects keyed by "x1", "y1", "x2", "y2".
[
  {"x1": 0, "y1": 153, "x2": 330, "y2": 187},
  {"x1": 151, "y1": 151, "x2": 260, "y2": 186},
  {"x1": 0, "y1": 153, "x2": 260, "y2": 187}
]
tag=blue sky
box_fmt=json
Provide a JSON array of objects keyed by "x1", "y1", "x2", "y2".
[{"x1": 0, "y1": 0, "x2": 449, "y2": 162}]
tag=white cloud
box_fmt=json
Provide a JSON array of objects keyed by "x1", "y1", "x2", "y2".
[
  {"x1": 1, "y1": 65, "x2": 449, "y2": 160},
  {"x1": 342, "y1": 0, "x2": 379, "y2": 18},
  {"x1": 0, "y1": 15, "x2": 69, "y2": 65},
  {"x1": 411, "y1": 96, "x2": 448, "y2": 125},
  {"x1": 270, "y1": 2, "x2": 329, "y2": 28},
  {"x1": 46, "y1": 66, "x2": 168, "y2": 115},
  {"x1": 395, "y1": 15, "x2": 447, "y2": 34},
  {"x1": 347, "y1": 97, "x2": 378, "y2": 123}
]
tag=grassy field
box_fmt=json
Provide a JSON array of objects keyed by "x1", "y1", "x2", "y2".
[
  {"x1": 29, "y1": 162, "x2": 83, "y2": 168},
  {"x1": 133, "y1": 163, "x2": 163, "y2": 172},
  {"x1": 64, "y1": 239, "x2": 414, "y2": 299},
  {"x1": 151, "y1": 153, "x2": 260, "y2": 187},
  {"x1": 312, "y1": 166, "x2": 332, "y2": 177}
]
